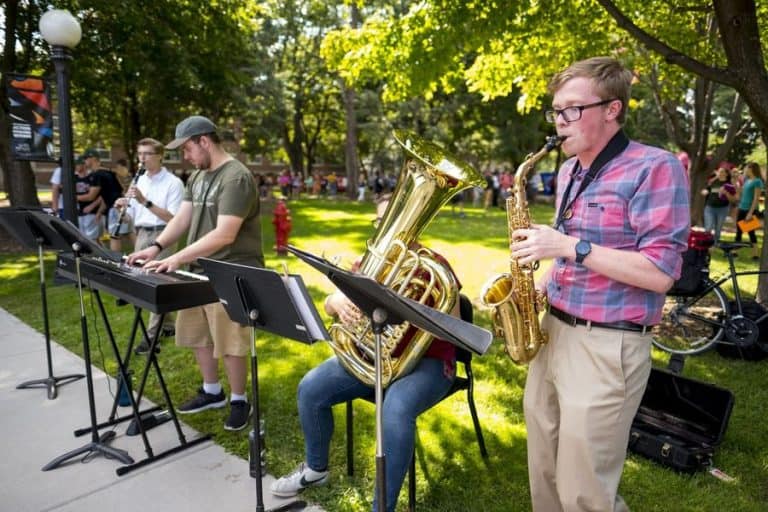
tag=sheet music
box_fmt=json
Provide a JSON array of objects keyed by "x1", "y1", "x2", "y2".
[{"x1": 282, "y1": 274, "x2": 329, "y2": 342}]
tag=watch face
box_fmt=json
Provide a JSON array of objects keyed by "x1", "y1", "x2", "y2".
[{"x1": 576, "y1": 240, "x2": 591, "y2": 262}]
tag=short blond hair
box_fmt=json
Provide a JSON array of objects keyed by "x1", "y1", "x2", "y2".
[
  {"x1": 548, "y1": 57, "x2": 633, "y2": 124},
  {"x1": 137, "y1": 137, "x2": 165, "y2": 157}
]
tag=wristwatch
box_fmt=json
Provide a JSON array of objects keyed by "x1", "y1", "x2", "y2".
[
  {"x1": 575, "y1": 239, "x2": 592, "y2": 264},
  {"x1": 144, "y1": 200, "x2": 154, "y2": 209}
]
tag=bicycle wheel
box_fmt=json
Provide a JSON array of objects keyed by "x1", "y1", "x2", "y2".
[{"x1": 652, "y1": 281, "x2": 728, "y2": 355}]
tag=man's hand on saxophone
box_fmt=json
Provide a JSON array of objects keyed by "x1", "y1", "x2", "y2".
[{"x1": 510, "y1": 223, "x2": 578, "y2": 266}]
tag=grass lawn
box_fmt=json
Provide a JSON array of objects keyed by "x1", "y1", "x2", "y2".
[{"x1": 1, "y1": 196, "x2": 767, "y2": 511}]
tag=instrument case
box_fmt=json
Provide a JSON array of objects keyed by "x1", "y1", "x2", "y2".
[{"x1": 628, "y1": 367, "x2": 734, "y2": 472}]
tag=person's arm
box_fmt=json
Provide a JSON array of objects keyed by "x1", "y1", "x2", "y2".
[
  {"x1": 126, "y1": 200, "x2": 193, "y2": 265},
  {"x1": 748, "y1": 183, "x2": 762, "y2": 219},
  {"x1": 78, "y1": 184, "x2": 101, "y2": 203},
  {"x1": 143, "y1": 211, "x2": 244, "y2": 273},
  {"x1": 130, "y1": 186, "x2": 175, "y2": 224},
  {"x1": 51, "y1": 184, "x2": 61, "y2": 212},
  {"x1": 511, "y1": 225, "x2": 674, "y2": 294},
  {"x1": 512, "y1": 155, "x2": 689, "y2": 295}
]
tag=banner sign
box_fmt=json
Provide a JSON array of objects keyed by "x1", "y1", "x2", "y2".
[{"x1": 5, "y1": 73, "x2": 57, "y2": 162}]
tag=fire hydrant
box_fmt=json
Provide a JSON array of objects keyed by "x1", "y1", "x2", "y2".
[{"x1": 272, "y1": 199, "x2": 292, "y2": 256}]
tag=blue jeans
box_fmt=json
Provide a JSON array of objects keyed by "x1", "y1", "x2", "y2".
[
  {"x1": 297, "y1": 356, "x2": 454, "y2": 512},
  {"x1": 704, "y1": 205, "x2": 730, "y2": 242}
]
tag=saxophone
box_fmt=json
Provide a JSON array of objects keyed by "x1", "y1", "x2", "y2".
[
  {"x1": 328, "y1": 130, "x2": 484, "y2": 388},
  {"x1": 479, "y1": 135, "x2": 564, "y2": 364}
]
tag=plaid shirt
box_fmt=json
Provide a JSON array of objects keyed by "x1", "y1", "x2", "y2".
[{"x1": 547, "y1": 140, "x2": 690, "y2": 325}]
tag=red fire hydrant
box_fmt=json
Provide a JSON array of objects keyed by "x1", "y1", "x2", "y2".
[{"x1": 272, "y1": 199, "x2": 292, "y2": 256}]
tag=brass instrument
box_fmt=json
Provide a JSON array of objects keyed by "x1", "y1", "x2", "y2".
[
  {"x1": 479, "y1": 135, "x2": 564, "y2": 364},
  {"x1": 328, "y1": 130, "x2": 484, "y2": 387}
]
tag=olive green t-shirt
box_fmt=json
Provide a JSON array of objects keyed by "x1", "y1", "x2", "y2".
[{"x1": 185, "y1": 159, "x2": 264, "y2": 269}]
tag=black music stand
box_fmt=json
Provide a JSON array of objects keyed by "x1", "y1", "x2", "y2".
[
  {"x1": 0, "y1": 207, "x2": 85, "y2": 399},
  {"x1": 286, "y1": 245, "x2": 491, "y2": 511},
  {"x1": 36, "y1": 215, "x2": 134, "y2": 470},
  {"x1": 198, "y1": 257, "x2": 328, "y2": 512}
]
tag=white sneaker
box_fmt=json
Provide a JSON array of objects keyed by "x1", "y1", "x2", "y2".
[{"x1": 270, "y1": 462, "x2": 329, "y2": 497}]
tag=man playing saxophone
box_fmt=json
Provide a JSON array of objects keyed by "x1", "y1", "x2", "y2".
[
  {"x1": 510, "y1": 57, "x2": 689, "y2": 511},
  {"x1": 270, "y1": 198, "x2": 461, "y2": 512}
]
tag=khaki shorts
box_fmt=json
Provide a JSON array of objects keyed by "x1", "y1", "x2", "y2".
[{"x1": 175, "y1": 302, "x2": 251, "y2": 358}]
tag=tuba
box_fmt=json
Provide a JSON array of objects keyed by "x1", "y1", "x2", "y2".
[
  {"x1": 328, "y1": 130, "x2": 484, "y2": 388},
  {"x1": 479, "y1": 136, "x2": 564, "y2": 364}
]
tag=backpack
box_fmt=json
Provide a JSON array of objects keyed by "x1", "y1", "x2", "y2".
[{"x1": 669, "y1": 231, "x2": 715, "y2": 296}]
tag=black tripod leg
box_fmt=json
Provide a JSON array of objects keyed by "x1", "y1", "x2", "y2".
[
  {"x1": 17, "y1": 242, "x2": 84, "y2": 399},
  {"x1": 43, "y1": 252, "x2": 133, "y2": 471}
]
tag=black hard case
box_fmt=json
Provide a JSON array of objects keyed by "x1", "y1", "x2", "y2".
[{"x1": 628, "y1": 368, "x2": 734, "y2": 472}]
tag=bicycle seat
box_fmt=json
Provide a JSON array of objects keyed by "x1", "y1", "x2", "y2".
[{"x1": 717, "y1": 242, "x2": 752, "y2": 252}]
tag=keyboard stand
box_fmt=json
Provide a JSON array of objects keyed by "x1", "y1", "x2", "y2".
[{"x1": 72, "y1": 289, "x2": 210, "y2": 476}]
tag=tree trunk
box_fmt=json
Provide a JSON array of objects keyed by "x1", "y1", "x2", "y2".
[
  {"x1": 0, "y1": 0, "x2": 41, "y2": 208},
  {"x1": 343, "y1": 84, "x2": 359, "y2": 200},
  {"x1": 343, "y1": 4, "x2": 362, "y2": 200}
]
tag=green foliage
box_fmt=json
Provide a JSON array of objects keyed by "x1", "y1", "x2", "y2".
[
  {"x1": 1, "y1": 198, "x2": 766, "y2": 511},
  {"x1": 35, "y1": 0, "x2": 260, "y2": 154}
]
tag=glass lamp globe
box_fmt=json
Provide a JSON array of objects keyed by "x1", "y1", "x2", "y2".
[{"x1": 39, "y1": 9, "x2": 82, "y2": 49}]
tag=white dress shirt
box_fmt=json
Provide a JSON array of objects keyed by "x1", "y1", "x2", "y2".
[{"x1": 127, "y1": 167, "x2": 184, "y2": 228}]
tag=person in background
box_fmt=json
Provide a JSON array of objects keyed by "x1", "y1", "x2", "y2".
[
  {"x1": 113, "y1": 158, "x2": 133, "y2": 192},
  {"x1": 702, "y1": 166, "x2": 737, "y2": 243},
  {"x1": 115, "y1": 137, "x2": 185, "y2": 352},
  {"x1": 357, "y1": 172, "x2": 367, "y2": 201},
  {"x1": 49, "y1": 165, "x2": 64, "y2": 218},
  {"x1": 81, "y1": 148, "x2": 123, "y2": 245},
  {"x1": 108, "y1": 157, "x2": 137, "y2": 252},
  {"x1": 513, "y1": 56, "x2": 689, "y2": 512},
  {"x1": 74, "y1": 155, "x2": 102, "y2": 241},
  {"x1": 127, "y1": 115, "x2": 263, "y2": 432},
  {"x1": 734, "y1": 162, "x2": 764, "y2": 260}
]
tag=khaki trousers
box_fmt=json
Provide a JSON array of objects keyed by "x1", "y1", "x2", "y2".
[{"x1": 523, "y1": 313, "x2": 651, "y2": 512}]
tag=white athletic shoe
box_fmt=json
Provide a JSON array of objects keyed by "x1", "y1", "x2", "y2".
[{"x1": 270, "y1": 462, "x2": 329, "y2": 497}]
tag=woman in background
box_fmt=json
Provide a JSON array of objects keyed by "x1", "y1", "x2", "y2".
[
  {"x1": 734, "y1": 162, "x2": 764, "y2": 260},
  {"x1": 702, "y1": 166, "x2": 737, "y2": 243}
]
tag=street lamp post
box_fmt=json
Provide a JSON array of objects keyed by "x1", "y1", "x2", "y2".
[{"x1": 39, "y1": 9, "x2": 81, "y2": 224}]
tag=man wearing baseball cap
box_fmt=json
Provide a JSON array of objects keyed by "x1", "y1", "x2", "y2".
[{"x1": 127, "y1": 114, "x2": 264, "y2": 431}]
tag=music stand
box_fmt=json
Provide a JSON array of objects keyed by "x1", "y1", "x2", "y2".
[
  {"x1": 286, "y1": 245, "x2": 491, "y2": 511},
  {"x1": 34, "y1": 214, "x2": 134, "y2": 470},
  {"x1": 198, "y1": 257, "x2": 328, "y2": 512},
  {"x1": 0, "y1": 207, "x2": 85, "y2": 399}
]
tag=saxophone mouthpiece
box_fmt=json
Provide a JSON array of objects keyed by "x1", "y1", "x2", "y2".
[{"x1": 546, "y1": 135, "x2": 566, "y2": 151}]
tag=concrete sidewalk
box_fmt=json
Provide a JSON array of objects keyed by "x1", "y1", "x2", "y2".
[{"x1": 0, "y1": 307, "x2": 321, "y2": 512}]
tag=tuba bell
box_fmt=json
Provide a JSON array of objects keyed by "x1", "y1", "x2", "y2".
[{"x1": 328, "y1": 130, "x2": 484, "y2": 388}]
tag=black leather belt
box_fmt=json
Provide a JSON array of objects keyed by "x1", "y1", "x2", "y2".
[
  {"x1": 136, "y1": 225, "x2": 165, "y2": 231},
  {"x1": 548, "y1": 306, "x2": 650, "y2": 334}
]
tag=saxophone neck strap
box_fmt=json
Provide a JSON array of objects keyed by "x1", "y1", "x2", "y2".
[{"x1": 553, "y1": 130, "x2": 629, "y2": 231}]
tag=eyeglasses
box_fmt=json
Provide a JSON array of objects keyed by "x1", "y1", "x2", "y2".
[
  {"x1": 137, "y1": 151, "x2": 157, "y2": 157},
  {"x1": 544, "y1": 98, "x2": 618, "y2": 123}
]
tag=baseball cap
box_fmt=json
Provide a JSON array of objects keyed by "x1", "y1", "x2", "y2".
[
  {"x1": 74, "y1": 155, "x2": 85, "y2": 165},
  {"x1": 82, "y1": 148, "x2": 99, "y2": 159},
  {"x1": 165, "y1": 115, "x2": 217, "y2": 150}
]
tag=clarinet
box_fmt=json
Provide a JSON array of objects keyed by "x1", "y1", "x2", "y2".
[{"x1": 110, "y1": 164, "x2": 146, "y2": 239}]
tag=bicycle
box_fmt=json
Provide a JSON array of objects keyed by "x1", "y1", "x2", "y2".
[{"x1": 652, "y1": 241, "x2": 768, "y2": 355}]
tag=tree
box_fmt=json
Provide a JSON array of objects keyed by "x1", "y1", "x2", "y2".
[
  {"x1": 0, "y1": 0, "x2": 47, "y2": 208},
  {"x1": 240, "y1": 0, "x2": 346, "y2": 179},
  {"x1": 322, "y1": 0, "x2": 768, "y2": 297},
  {"x1": 57, "y1": 0, "x2": 260, "y2": 167}
]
